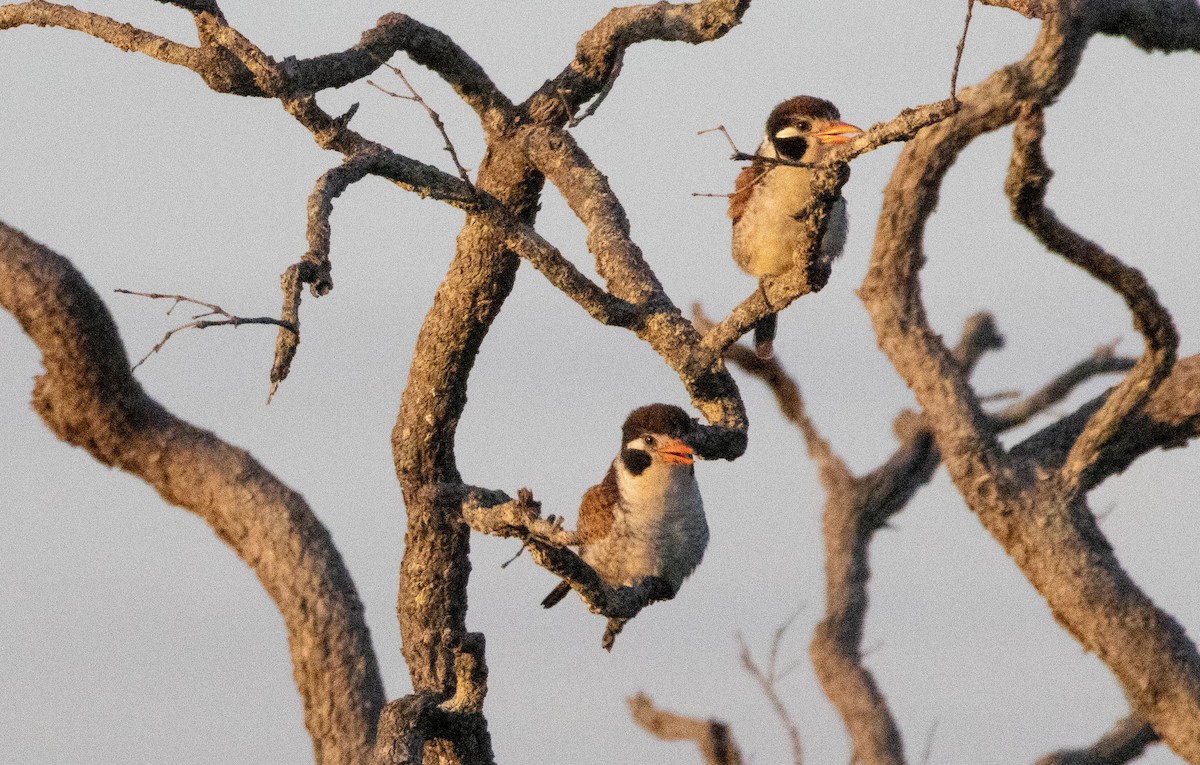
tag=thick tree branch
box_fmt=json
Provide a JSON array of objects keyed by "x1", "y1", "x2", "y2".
[
  {"x1": 0, "y1": 222, "x2": 383, "y2": 765},
  {"x1": 1006, "y1": 103, "x2": 1177, "y2": 489},
  {"x1": 857, "y1": 6, "x2": 1200, "y2": 756},
  {"x1": 0, "y1": 1, "x2": 202, "y2": 68},
  {"x1": 288, "y1": 13, "x2": 512, "y2": 127},
  {"x1": 718, "y1": 307, "x2": 1137, "y2": 765},
  {"x1": 519, "y1": 124, "x2": 749, "y2": 459},
  {"x1": 628, "y1": 693, "x2": 743, "y2": 765},
  {"x1": 1, "y1": 1, "x2": 513, "y2": 122},
  {"x1": 857, "y1": 7, "x2": 1089, "y2": 504}
]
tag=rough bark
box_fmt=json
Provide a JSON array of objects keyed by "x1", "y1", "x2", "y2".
[
  {"x1": 0, "y1": 223, "x2": 384, "y2": 765},
  {"x1": 5, "y1": 0, "x2": 1200, "y2": 761},
  {"x1": 857, "y1": 0, "x2": 1200, "y2": 758}
]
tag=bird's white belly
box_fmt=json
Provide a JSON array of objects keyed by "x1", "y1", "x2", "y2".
[
  {"x1": 733, "y1": 168, "x2": 848, "y2": 277},
  {"x1": 584, "y1": 471, "x2": 708, "y2": 591}
]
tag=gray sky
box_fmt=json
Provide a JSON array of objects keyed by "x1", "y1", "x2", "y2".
[{"x1": 3, "y1": 1, "x2": 1199, "y2": 763}]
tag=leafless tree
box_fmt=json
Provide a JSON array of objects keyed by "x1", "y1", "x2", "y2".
[{"x1": 2, "y1": 1, "x2": 1199, "y2": 764}]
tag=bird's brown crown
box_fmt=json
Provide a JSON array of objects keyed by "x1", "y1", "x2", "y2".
[
  {"x1": 621, "y1": 404, "x2": 693, "y2": 446},
  {"x1": 765, "y1": 96, "x2": 841, "y2": 137}
]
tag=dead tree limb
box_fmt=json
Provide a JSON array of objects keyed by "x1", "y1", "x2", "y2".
[
  {"x1": 857, "y1": 1, "x2": 1200, "y2": 758},
  {"x1": 1035, "y1": 714, "x2": 1159, "y2": 765},
  {"x1": 628, "y1": 692, "x2": 743, "y2": 765},
  {"x1": 0, "y1": 222, "x2": 384, "y2": 765},
  {"x1": 705, "y1": 303, "x2": 1138, "y2": 765}
]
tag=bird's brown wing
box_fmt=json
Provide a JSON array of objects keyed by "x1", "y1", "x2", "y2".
[
  {"x1": 728, "y1": 163, "x2": 766, "y2": 224},
  {"x1": 576, "y1": 466, "x2": 618, "y2": 545}
]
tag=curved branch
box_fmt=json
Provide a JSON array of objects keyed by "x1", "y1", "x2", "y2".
[
  {"x1": 519, "y1": 123, "x2": 749, "y2": 459},
  {"x1": 1012, "y1": 352, "x2": 1200, "y2": 487},
  {"x1": 288, "y1": 12, "x2": 512, "y2": 127},
  {"x1": 1034, "y1": 714, "x2": 1159, "y2": 765},
  {"x1": 304, "y1": 155, "x2": 379, "y2": 298},
  {"x1": 0, "y1": 222, "x2": 384, "y2": 765},
  {"x1": 527, "y1": 0, "x2": 751, "y2": 125},
  {"x1": 2, "y1": 2, "x2": 513, "y2": 120},
  {"x1": 628, "y1": 693, "x2": 743, "y2": 765},
  {"x1": 722, "y1": 308, "x2": 1134, "y2": 765},
  {"x1": 0, "y1": 1, "x2": 202, "y2": 69},
  {"x1": 1005, "y1": 103, "x2": 1177, "y2": 488},
  {"x1": 858, "y1": 7, "x2": 1089, "y2": 507}
]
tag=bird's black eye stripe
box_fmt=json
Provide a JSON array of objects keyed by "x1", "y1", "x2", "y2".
[
  {"x1": 621, "y1": 448, "x2": 652, "y2": 476},
  {"x1": 773, "y1": 136, "x2": 808, "y2": 161}
]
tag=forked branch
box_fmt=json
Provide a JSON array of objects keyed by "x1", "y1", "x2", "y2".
[
  {"x1": 115, "y1": 289, "x2": 296, "y2": 371},
  {"x1": 1006, "y1": 103, "x2": 1177, "y2": 489}
]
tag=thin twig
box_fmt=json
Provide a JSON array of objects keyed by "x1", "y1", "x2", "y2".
[
  {"x1": 738, "y1": 626, "x2": 804, "y2": 765},
  {"x1": 576, "y1": 53, "x2": 624, "y2": 124},
  {"x1": 920, "y1": 718, "x2": 940, "y2": 765},
  {"x1": 116, "y1": 290, "x2": 297, "y2": 371},
  {"x1": 369, "y1": 63, "x2": 472, "y2": 183},
  {"x1": 951, "y1": 0, "x2": 977, "y2": 107},
  {"x1": 697, "y1": 124, "x2": 741, "y2": 154}
]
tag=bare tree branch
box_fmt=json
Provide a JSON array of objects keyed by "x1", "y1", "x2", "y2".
[
  {"x1": 1034, "y1": 714, "x2": 1159, "y2": 765},
  {"x1": 528, "y1": 0, "x2": 752, "y2": 125},
  {"x1": 856, "y1": 4, "x2": 1200, "y2": 757},
  {"x1": 517, "y1": 123, "x2": 749, "y2": 458},
  {"x1": 1005, "y1": 102, "x2": 1177, "y2": 489},
  {"x1": 716, "y1": 305, "x2": 1135, "y2": 765},
  {"x1": 290, "y1": 12, "x2": 512, "y2": 125},
  {"x1": 739, "y1": 629, "x2": 804, "y2": 765},
  {"x1": 369, "y1": 63, "x2": 473, "y2": 183},
  {"x1": 989, "y1": 344, "x2": 1135, "y2": 430},
  {"x1": 0, "y1": 2, "x2": 202, "y2": 69},
  {"x1": 0, "y1": 223, "x2": 383, "y2": 765},
  {"x1": 628, "y1": 693, "x2": 743, "y2": 765},
  {"x1": 114, "y1": 289, "x2": 296, "y2": 371}
]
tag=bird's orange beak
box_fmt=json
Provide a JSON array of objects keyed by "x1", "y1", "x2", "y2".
[
  {"x1": 658, "y1": 438, "x2": 695, "y2": 466},
  {"x1": 816, "y1": 121, "x2": 863, "y2": 145}
]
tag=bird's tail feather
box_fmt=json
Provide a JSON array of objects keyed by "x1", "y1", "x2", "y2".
[
  {"x1": 541, "y1": 580, "x2": 571, "y2": 609},
  {"x1": 602, "y1": 618, "x2": 627, "y2": 652},
  {"x1": 753, "y1": 313, "x2": 777, "y2": 359}
]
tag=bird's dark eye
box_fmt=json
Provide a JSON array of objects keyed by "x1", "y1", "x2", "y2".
[
  {"x1": 774, "y1": 136, "x2": 808, "y2": 161},
  {"x1": 794, "y1": 120, "x2": 811, "y2": 132},
  {"x1": 643, "y1": 435, "x2": 656, "y2": 448}
]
